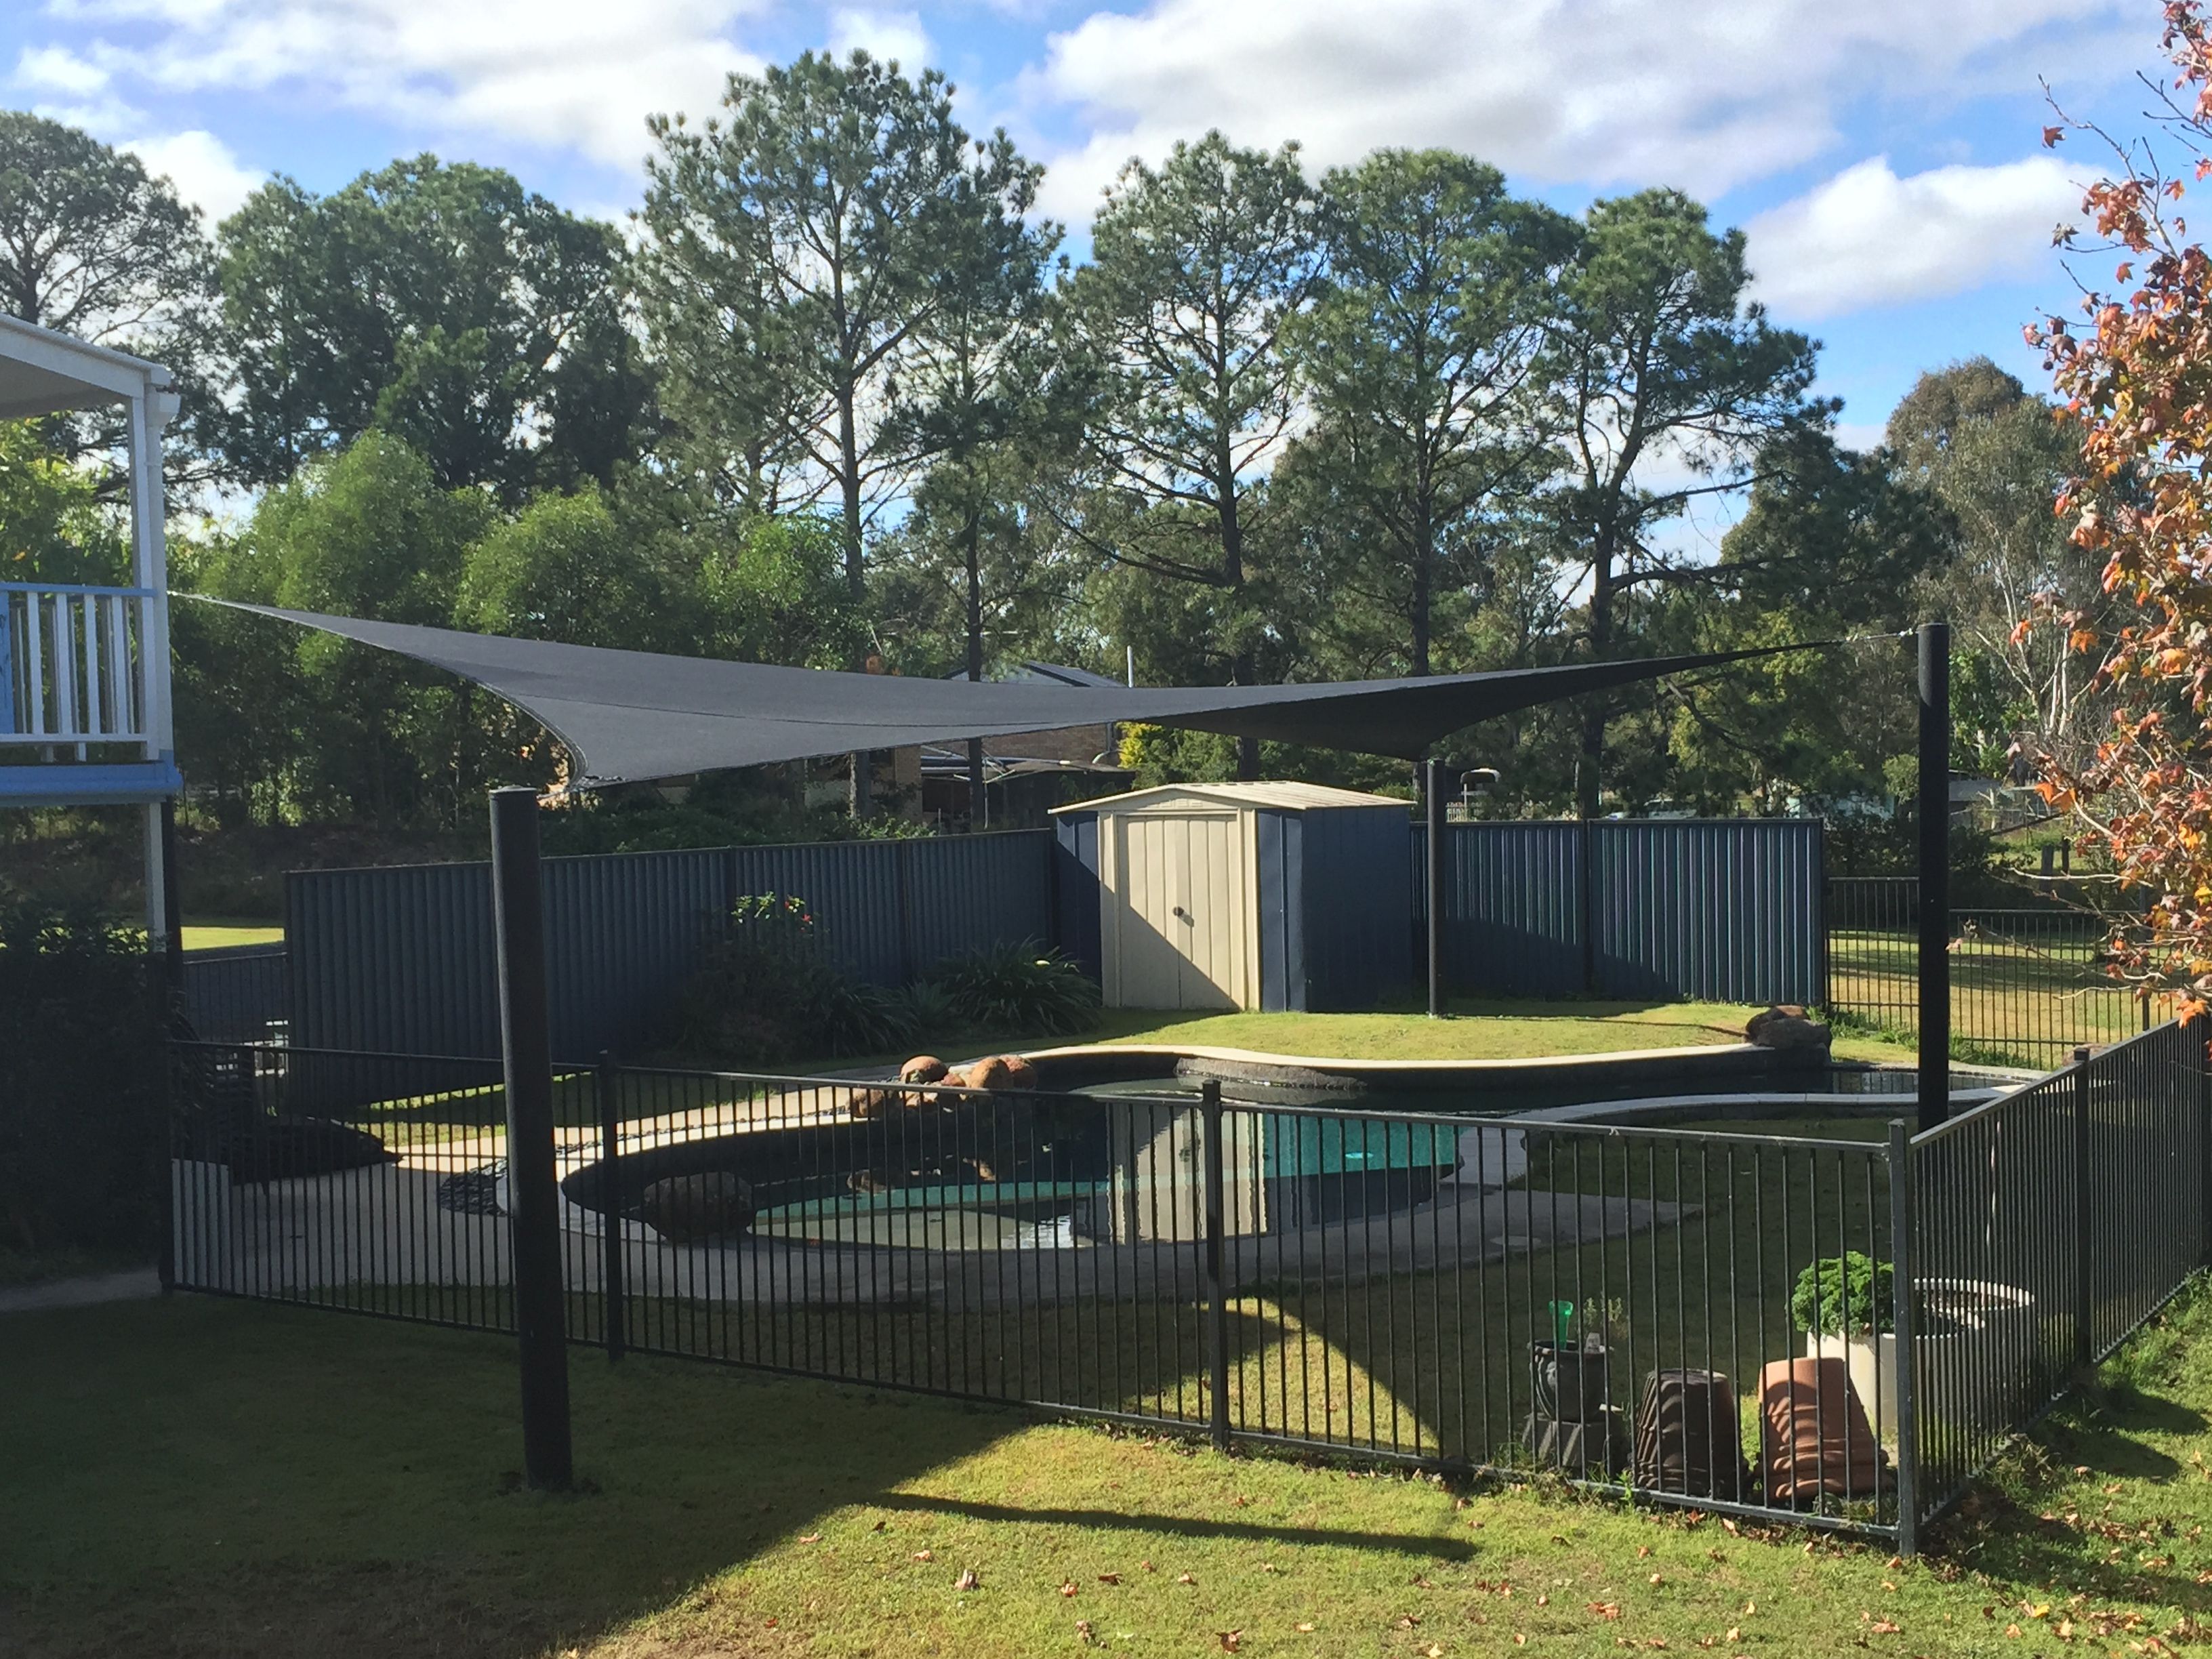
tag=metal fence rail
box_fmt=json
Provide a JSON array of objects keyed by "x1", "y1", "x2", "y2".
[
  {"x1": 1826, "y1": 877, "x2": 2156, "y2": 1065},
  {"x1": 165, "y1": 1020, "x2": 2209, "y2": 1546},
  {"x1": 169, "y1": 1040, "x2": 1906, "y2": 1538},
  {"x1": 1905, "y1": 1019, "x2": 2209, "y2": 1528}
]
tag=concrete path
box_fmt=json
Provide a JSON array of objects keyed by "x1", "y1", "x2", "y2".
[{"x1": 0, "y1": 1269, "x2": 161, "y2": 1315}]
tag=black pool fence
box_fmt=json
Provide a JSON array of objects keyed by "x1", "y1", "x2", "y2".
[
  {"x1": 1826, "y1": 877, "x2": 2160, "y2": 1066},
  {"x1": 163, "y1": 1017, "x2": 2210, "y2": 1549}
]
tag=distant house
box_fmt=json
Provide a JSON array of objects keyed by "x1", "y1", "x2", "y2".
[{"x1": 920, "y1": 661, "x2": 1134, "y2": 830}]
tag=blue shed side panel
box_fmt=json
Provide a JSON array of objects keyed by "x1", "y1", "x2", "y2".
[
  {"x1": 1054, "y1": 813, "x2": 1103, "y2": 981},
  {"x1": 1301, "y1": 806, "x2": 1413, "y2": 1011},
  {"x1": 1253, "y1": 809, "x2": 1304, "y2": 1011}
]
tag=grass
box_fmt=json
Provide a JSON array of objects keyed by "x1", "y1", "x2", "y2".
[
  {"x1": 1828, "y1": 924, "x2": 2160, "y2": 1069},
  {"x1": 9, "y1": 1285, "x2": 2212, "y2": 1657},
  {"x1": 767, "y1": 997, "x2": 1907, "y2": 1076},
  {"x1": 180, "y1": 918, "x2": 284, "y2": 951}
]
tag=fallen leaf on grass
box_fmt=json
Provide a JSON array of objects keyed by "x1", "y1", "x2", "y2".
[
  {"x1": 1295, "y1": 1623, "x2": 1315, "y2": 1633},
  {"x1": 1177, "y1": 1572, "x2": 1196, "y2": 1585},
  {"x1": 1217, "y1": 1631, "x2": 1242, "y2": 1652},
  {"x1": 1589, "y1": 1603, "x2": 1622, "y2": 1620},
  {"x1": 1059, "y1": 1581, "x2": 1078, "y2": 1597},
  {"x1": 912, "y1": 1551, "x2": 933, "y2": 1562},
  {"x1": 1097, "y1": 1572, "x2": 1121, "y2": 1585},
  {"x1": 956, "y1": 1568, "x2": 979, "y2": 1592},
  {"x1": 1870, "y1": 1620, "x2": 1900, "y2": 1635},
  {"x1": 870, "y1": 1519, "x2": 886, "y2": 1532},
  {"x1": 798, "y1": 1534, "x2": 822, "y2": 1544}
]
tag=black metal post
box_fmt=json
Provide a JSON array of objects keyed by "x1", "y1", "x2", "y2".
[
  {"x1": 1887, "y1": 1119, "x2": 1920, "y2": 1557},
  {"x1": 159, "y1": 796, "x2": 185, "y2": 996},
  {"x1": 1200, "y1": 1078, "x2": 1231, "y2": 1453},
  {"x1": 1917, "y1": 622, "x2": 1950, "y2": 1132},
  {"x1": 596, "y1": 1051, "x2": 626, "y2": 1364},
  {"x1": 2074, "y1": 1046, "x2": 2095, "y2": 1370},
  {"x1": 489, "y1": 785, "x2": 573, "y2": 1490},
  {"x1": 1425, "y1": 757, "x2": 1448, "y2": 1019}
]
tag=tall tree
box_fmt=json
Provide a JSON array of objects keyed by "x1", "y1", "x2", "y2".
[
  {"x1": 1289, "y1": 149, "x2": 1570, "y2": 678},
  {"x1": 0, "y1": 112, "x2": 219, "y2": 484},
  {"x1": 216, "y1": 156, "x2": 648, "y2": 497},
  {"x1": 644, "y1": 52, "x2": 996, "y2": 600},
  {"x1": 1058, "y1": 131, "x2": 1319, "y2": 777},
  {"x1": 1887, "y1": 359, "x2": 2104, "y2": 770},
  {"x1": 882, "y1": 136, "x2": 1058, "y2": 817},
  {"x1": 1545, "y1": 189, "x2": 1828, "y2": 815}
]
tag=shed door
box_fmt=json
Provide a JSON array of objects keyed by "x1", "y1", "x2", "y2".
[{"x1": 1107, "y1": 811, "x2": 1253, "y2": 1008}]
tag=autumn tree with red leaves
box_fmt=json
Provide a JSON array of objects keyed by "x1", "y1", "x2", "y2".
[{"x1": 2032, "y1": 0, "x2": 2212, "y2": 1018}]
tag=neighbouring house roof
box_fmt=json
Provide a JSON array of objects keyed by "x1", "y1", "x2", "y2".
[
  {"x1": 0, "y1": 312, "x2": 172, "y2": 419},
  {"x1": 1052, "y1": 781, "x2": 1409, "y2": 815},
  {"x1": 194, "y1": 598, "x2": 1832, "y2": 791}
]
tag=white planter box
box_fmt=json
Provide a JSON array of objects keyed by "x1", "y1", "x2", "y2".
[{"x1": 1803, "y1": 1277, "x2": 2036, "y2": 1440}]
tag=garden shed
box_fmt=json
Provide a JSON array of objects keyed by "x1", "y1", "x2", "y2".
[{"x1": 1052, "y1": 781, "x2": 1412, "y2": 1012}]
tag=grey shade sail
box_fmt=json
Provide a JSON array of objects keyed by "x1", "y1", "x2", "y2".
[{"x1": 198, "y1": 598, "x2": 1827, "y2": 787}]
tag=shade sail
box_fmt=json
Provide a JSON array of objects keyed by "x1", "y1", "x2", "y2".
[{"x1": 198, "y1": 599, "x2": 1827, "y2": 788}]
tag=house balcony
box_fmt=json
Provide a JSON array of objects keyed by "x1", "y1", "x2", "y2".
[{"x1": 0, "y1": 580, "x2": 180, "y2": 806}]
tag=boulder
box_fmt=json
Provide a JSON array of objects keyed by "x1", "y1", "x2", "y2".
[
  {"x1": 964, "y1": 1055, "x2": 1016, "y2": 1092},
  {"x1": 900, "y1": 1054, "x2": 950, "y2": 1084},
  {"x1": 642, "y1": 1171, "x2": 756, "y2": 1244},
  {"x1": 998, "y1": 1055, "x2": 1040, "y2": 1091},
  {"x1": 1746, "y1": 1005, "x2": 1830, "y2": 1057},
  {"x1": 845, "y1": 1087, "x2": 898, "y2": 1120}
]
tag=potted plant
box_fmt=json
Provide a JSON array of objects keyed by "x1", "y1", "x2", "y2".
[
  {"x1": 1791, "y1": 1252, "x2": 1901, "y2": 1435},
  {"x1": 1530, "y1": 1298, "x2": 1618, "y2": 1423}
]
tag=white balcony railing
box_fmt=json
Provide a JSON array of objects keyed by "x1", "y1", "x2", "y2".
[{"x1": 0, "y1": 581, "x2": 156, "y2": 750}]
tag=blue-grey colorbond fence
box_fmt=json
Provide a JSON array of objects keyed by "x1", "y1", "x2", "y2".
[
  {"x1": 286, "y1": 832, "x2": 1057, "y2": 1063},
  {"x1": 278, "y1": 817, "x2": 1820, "y2": 1063},
  {"x1": 1414, "y1": 819, "x2": 1825, "y2": 1005},
  {"x1": 179, "y1": 942, "x2": 289, "y2": 1043}
]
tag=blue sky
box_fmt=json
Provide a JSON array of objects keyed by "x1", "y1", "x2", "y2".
[{"x1": 1, "y1": 0, "x2": 2157, "y2": 488}]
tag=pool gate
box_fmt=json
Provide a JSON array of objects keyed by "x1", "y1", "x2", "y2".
[{"x1": 164, "y1": 1017, "x2": 2211, "y2": 1549}]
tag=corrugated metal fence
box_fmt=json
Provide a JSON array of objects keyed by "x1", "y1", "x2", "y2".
[
  {"x1": 272, "y1": 817, "x2": 1819, "y2": 1061},
  {"x1": 286, "y1": 832, "x2": 1057, "y2": 1063},
  {"x1": 179, "y1": 943, "x2": 289, "y2": 1042},
  {"x1": 1414, "y1": 819, "x2": 1825, "y2": 1004}
]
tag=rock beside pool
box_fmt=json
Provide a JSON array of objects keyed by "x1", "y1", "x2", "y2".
[
  {"x1": 642, "y1": 1171, "x2": 756, "y2": 1243},
  {"x1": 1746, "y1": 1005, "x2": 1830, "y2": 1057},
  {"x1": 901, "y1": 1054, "x2": 949, "y2": 1084},
  {"x1": 958, "y1": 1054, "x2": 1038, "y2": 1092},
  {"x1": 225, "y1": 1117, "x2": 399, "y2": 1185}
]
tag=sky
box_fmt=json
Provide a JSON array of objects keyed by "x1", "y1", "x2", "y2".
[{"x1": 0, "y1": 0, "x2": 2160, "y2": 483}]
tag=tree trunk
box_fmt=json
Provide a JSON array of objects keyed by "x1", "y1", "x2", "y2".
[
  {"x1": 1410, "y1": 493, "x2": 1433, "y2": 679},
  {"x1": 837, "y1": 385, "x2": 871, "y2": 819},
  {"x1": 1217, "y1": 475, "x2": 1260, "y2": 780},
  {"x1": 965, "y1": 491, "x2": 986, "y2": 830},
  {"x1": 1577, "y1": 526, "x2": 1616, "y2": 819}
]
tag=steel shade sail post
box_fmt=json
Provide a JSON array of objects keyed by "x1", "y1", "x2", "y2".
[
  {"x1": 1425, "y1": 756, "x2": 1448, "y2": 1019},
  {"x1": 1917, "y1": 623, "x2": 1950, "y2": 1133},
  {"x1": 1201, "y1": 1078, "x2": 1231, "y2": 1452},
  {"x1": 489, "y1": 785, "x2": 573, "y2": 1490}
]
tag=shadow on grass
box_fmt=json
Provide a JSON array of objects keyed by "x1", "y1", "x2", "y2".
[
  {"x1": 0, "y1": 1297, "x2": 1027, "y2": 1659},
  {"x1": 871, "y1": 1493, "x2": 1477, "y2": 1559}
]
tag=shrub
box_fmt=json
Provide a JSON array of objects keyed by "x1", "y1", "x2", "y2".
[
  {"x1": 0, "y1": 905, "x2": 164, "y2": 1257},
  {"x1": 1790, "y1": 1251, "x2": 1894, "y2": 1336},
  {"x1": 923, "y1": 941, "x2": 1100, "y2": 1038},
  {"x1": 671, "y1": 894, "x2": 920, "y2": 1067}
]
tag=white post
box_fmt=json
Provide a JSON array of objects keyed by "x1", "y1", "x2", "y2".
[{"x1": 128, "y1": 380, "x2": 178, "y2": 945}]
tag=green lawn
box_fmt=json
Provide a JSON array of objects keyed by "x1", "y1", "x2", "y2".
[
  {"x1": 6, "y1": 1287, "x2": 2212, "y2": 1657},
  {"x1": 1828, "y1": 924, "x2": 2159, "y2": 1067},
  {"x1": 180, "y1": 918, "x2": 284, "y2": 951},
  {"x1": 765, "y1": 997, "x2": 1906, "y2": 1078}
]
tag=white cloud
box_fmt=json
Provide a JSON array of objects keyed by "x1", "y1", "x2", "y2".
[
  {"x1": 1030, "y1": 0, "x2": 2127, "y2": 222},
  {"x1": 1745, "y1": 154, "x2": 2081, "y2": 319},
  {"x1": 45, "y1": 0, "x2": 770, "y2": 171},
  {"x1": 14, "y1": 43, "x2": 112, "y2": 97},
  {"x1": 125, "y1": 128, "x2": 264, "y2": 223},
  {"x1": 829, "y1": 9, "x2": 933, "y2": 73}
]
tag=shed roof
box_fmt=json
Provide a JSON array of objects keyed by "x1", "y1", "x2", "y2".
[
  {"x1": 0, "y1": 312, "x2": 172, "y2": 419},
  {"x1": 1051, "y1": 781, "x2": 1409, "y2": 815}
]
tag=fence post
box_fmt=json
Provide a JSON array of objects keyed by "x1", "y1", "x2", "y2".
[
  {"x1": 489, "y1": 785, "x2": 574, "y2": 1492},
  {"x1": 1888, "y1": 1120, "x2": 1920, "y2": 1557},
  {"x1": 596, "y1": 1051, "x2": 626, "y2": 1364},
  {"x1": 2073, "y1": 1046, "x2": 2095, "y2": 1371},
  {"x1": 2199, "y1": 1027, "x2": 2212, "y2": 1267},
  {"x1": 1200, "y1": 1078, "x2": 1232, "y2": 1454},
  {"x1": 1425, "y1": 757, "x2": 1448, "y2": 1018}
]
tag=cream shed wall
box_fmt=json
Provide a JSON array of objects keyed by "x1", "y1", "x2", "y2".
[{"x1": 1051, "y1": 782, "x2": 1414, "y2": 1012}]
